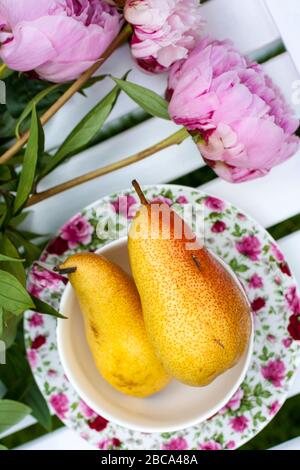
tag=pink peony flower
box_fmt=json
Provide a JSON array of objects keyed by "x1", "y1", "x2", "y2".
[
  {"x1": 98, "y1": 438, "x2": 122, "y2": 449},
  {"x1": 236, "y1": 235, "x2": 261, "y2": 261},
  {"x1": 249, "y1": 274, "x2": 263, "y2": 289},
  {"x1": 269, "y1": 401, "x2": 281, "y2": 417},
  {"x1": 111, "y1": 194, "x2": 138, "y2": 219},
  {"x1": 50, "y1": 392, "x2": 69, "y2": 419},
  {"x1": 288, "y1": 314, "x2": 300, "y2": 341},
  {"x1": 27, "y1": 349, "x2": 38, "y2": 368},
  {"x1": 285, "y1": 286, "x2": 300, "y2": 315},
  {"x1": 0, "y1": 0, "x2": 122, "y2": 83},
  {"x1": 211, "y1": 220, "x2": 227, "y2": 233},
  {"x1": 261, "y1": 359, "x2": 286, "y2": 387},
  {"x1": 162, "y1": 437, "x2": 188, "y2": 450},
  {"x1": 230, "y1": 416, "x2": 249, "y2": 433},
  {"x1": 79, "y1": 400, "x2": 96, "y2": 419},
  {"x1": 200, "y1": 440, "x2": 222, "y2": 451},
  {"x1": 204, "y1": 196, "x2": 225, "y2": 212},
  {"x1": 28, "y1": 313, "x2": 44, "y2": 328},
  {"x1": 125, "y1": 0, "x2": 204, "y2": 73},
  {"x1": 220, "y1": 388, "x2": 244, "y2": 414},
  {"x1": 60, "y1": 214, "x2": 94, "y2": 249},
  {"x1": 168, "y1": 38, "x2": 299, "y2": 183},
  {"x1": 271, "y1": 243, "x2": 285, "y2": 262}
]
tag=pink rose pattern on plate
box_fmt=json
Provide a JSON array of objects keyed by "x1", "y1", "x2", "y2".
[{"x1": 24, "y1": 186, "x2": 300, "y2": 450}]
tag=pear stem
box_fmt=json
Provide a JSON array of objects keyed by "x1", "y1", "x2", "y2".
[
  {"x1": 54, "y1": 266, "x2": 77, "y2": 275},
  {"x1": 132, "y1": 180, "x2": 149, "y2": 206}
]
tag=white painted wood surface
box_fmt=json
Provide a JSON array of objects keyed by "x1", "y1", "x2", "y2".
[
  {"x1": 5, "y1": 0, "x2": 300, "y2": 451},
  {"x1": 265, "y1": 0, "x2": 300, "y2": 73}
]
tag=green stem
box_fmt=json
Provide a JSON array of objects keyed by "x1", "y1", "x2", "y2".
[{"x1": 26, "y1": 127, "x2": 190, "y2": 207}]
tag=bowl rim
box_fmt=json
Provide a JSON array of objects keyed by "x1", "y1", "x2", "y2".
[{"x1": 57, "y1": 236, "x2": 254, "y2": 433}]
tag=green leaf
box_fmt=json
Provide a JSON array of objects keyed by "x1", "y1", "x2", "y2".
[
  {"x1": 0, "y1": 234, "x2": 26, "y2": 286},
  {"x1": 0, "y1": 444, "x2": 8, "y2": 450},
  {"x1": 0, "y1": 400, "x2": 31, "y2": 434},
  {"x1": 8, "y1": 211, "x2": 31, "y2": 229},
  {"x1": 14, "y1": 106, "x2": 44, "y2": 214},
  {"x1": 111, "y1": 77, "x2": 170, "y2": 120},
  {"x1": 24, "y1": 380, "x2": 51, "y2": 432},
  {"x1": 7, "y1": 231, "x2": 41, "y2": 266},
  {"x1": 0, "y1": 344, "x2": 31, "y2": 400},
  {"x1": 0, "y1": 253, "x2": 24, "y2": 263},
  {"x1": 229, "y1": 258, "x2": 249, "y2": 273},
  {"x1": 30, "y1": 296, "x2": 67, "y2": 319},
  {"x1": 0, "y1": 166, "x2": 11, "y2": 182},
  {"x1": 0, "y1": 195, "x2": 13, "y2": 231},
  {"x1": 0, "y1": 61, "x2": 13, "y2": 80},
  {"x1": 15, "y1": 84, "x2": 61, "y2": 138},
  {"x1": 42, "y1": 84, "x2": 121, "y2": 176},
  {"x1": 0, "y1": 270, "x2": 35, "y2": 315},
  {"x1": 0, "y1": 313, "x2": 20, "y2": 348}
]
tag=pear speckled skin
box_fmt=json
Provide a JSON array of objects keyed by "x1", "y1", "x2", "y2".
[
  {"x1": 60, "y1": 253, "x2": 170, "y2": 398},
  {"x1": 128, "y1": 203, "x2": 252, "y2": 387}
]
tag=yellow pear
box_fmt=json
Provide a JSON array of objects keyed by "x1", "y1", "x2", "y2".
[
  {"x1": 128, "y1": 181, "x2": 252, "y2": 387},
  {"x1": 58, "y1": 253, "x2": 170, "y2": 398}
]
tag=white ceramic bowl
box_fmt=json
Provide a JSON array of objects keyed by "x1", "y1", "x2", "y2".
[{"x1": 57, "y1": 237, "x2": 253, "y2": 433}]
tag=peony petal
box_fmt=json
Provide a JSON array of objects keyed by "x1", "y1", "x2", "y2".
[
  {"x1": 0, "y1": 22, "x2": 55, "y2": 71},
  {"x1": 0, "y1": 0, "x2": 52, "y2": 27},
  {"x1": 36, "y1": 59, "x2": 95, "y2": 83}
]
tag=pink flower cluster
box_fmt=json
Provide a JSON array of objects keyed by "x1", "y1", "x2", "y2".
[
  {"x1": 261, "y1": 359, "x2": 286, "y2": 388},
  {"x1": 0, "y1": 0, "x2": 122, "y2": 82},
  {"x1": 28, "y1": 264, "x2": 65, "y2": 298},
  {"x1": 236, "y1": 235, "x2": 261, "y2": 261},
  {"x1": 168, "y1": 38, "x2": 299, "y2": 182},
  {"x1": 125, "y1": 0, "x2": 204, "y2": 73},
  {"x1": 220, "y1": 388, "x2": 244, "y2": 414}
]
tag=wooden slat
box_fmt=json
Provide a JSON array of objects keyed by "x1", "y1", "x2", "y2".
[
  {"x1": 0, "y1": 416, "x2": 36, "y2": 440},
  {"x1": 265, "y1": 0, "x2": 300, "y2": 74},
  {"x1": 263, "y1": 53, "x2": 300, "y2": 116},
  {"x1": 203, "y1": 0, "x2": 280, "y2": 55},
  {"x1": 201, "y1": 148, "x2": 300, "y2": 229},
  {"x1": 272, "y1": 436, "x2": 300, "y2": 450},
  {"x1": 16, "y1": 427, "x2": 93, "y2": 451}
]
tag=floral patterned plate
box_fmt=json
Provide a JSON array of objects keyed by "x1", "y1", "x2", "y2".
[{"x1": 24, "y1": 185, "x2": 300, "y2": 450}]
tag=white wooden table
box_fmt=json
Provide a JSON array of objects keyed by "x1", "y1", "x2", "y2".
[{"x1": 3, "y1": 0, "x2": 300, "y2": 450}]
